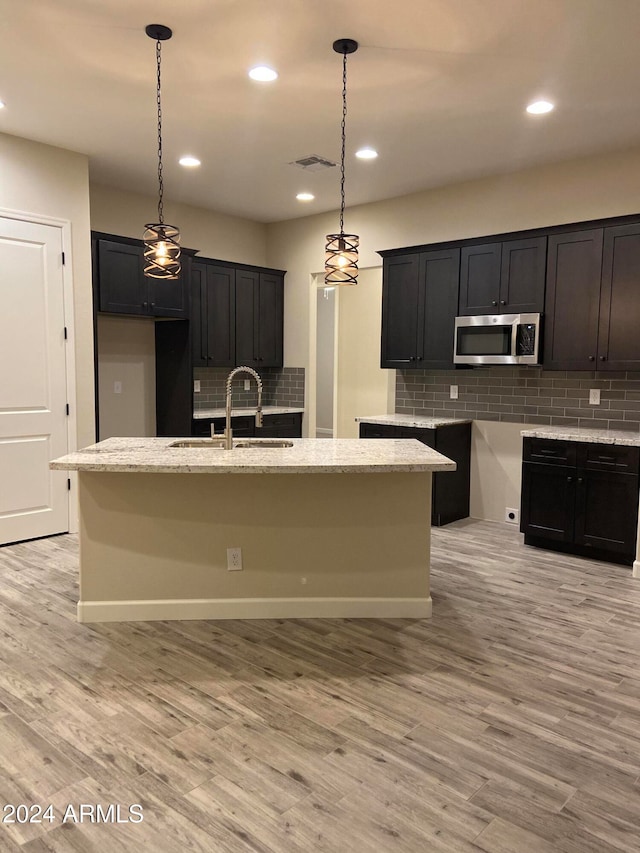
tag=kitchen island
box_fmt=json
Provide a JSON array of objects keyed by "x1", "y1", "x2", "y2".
[{"x1": 51, "y1": 437, "x2": 455, "y2": 623}]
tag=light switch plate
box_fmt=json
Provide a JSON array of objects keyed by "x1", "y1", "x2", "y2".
[
  {"x1": 194, "y1": 380, "x2": 201, "y2": 393},
  {"x1": 589, "y1": 389, "x2": 601, "y2": 405},
  {"x1": 113, "y1": 381, "x2": 122, "y2": 395},
  {"x1": 244, "y1": 379, "x2": 251, "y2": 391},
  {"x1": 450, "y1": 385, "x2": 459, "y2": 400}
]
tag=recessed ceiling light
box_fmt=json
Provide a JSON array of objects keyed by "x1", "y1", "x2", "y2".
[
  {"x1": 248, "y1": 66, "x2": 278, "y2": 82},
  {"x1": 179, "y1": 155, "x2": 201, "y2": 167},
  {"x1": 296, "y1": 192, "x2": 315, "y2": 202},
  {"x1": 0, "y1": 100, "x2": 5, "y2": 109},
  {"x1": 355, "y1": 147, "x2": 378, "y2": 160},
  {"x1": 526, "y1": 100, "x2": 555, "y2": 115}
]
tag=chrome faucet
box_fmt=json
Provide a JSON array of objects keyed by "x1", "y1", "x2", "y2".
[{"x1": 220, "y1": 366, "x2": 263, "y2": 449}]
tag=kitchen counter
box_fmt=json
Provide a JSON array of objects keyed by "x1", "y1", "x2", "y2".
[
  {"x1": 51, "y1": 436, "x2": 455, "y2": 475},
  {"x1": 51, "y1": 437, "x2": 454, "y2": 623},
  {"x1": 356, "y1": 414, "x2": 471, "y2": 428},
  {"x1": 194, "y1": 406, "x2": 304, "y2": 419},
  {"x1": 521, "y1": 426, "x2": 640, "y2": 446}
]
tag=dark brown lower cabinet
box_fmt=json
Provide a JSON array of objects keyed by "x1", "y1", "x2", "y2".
[
  {"x1": 359, "y1": 421, "x2": 471, "y2": 526},
  {"x1": 521, "y1": 438, "x2": 640, "y2": 565},
  {"x1": 192, "y1": 412, "x2": 302, "y2": 439}
]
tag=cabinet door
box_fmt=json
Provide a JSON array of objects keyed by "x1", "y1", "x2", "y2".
[
  {"x1": 150, "y1": 270, "x2": 188, "y2": 318},
  {"x1": 543, "y1": 229, "x2": 603, "y2": 369},
  {"x1": 235, "y1": 269, "x2": 260, "y2": 367},
  {"x1": 420, "y1": 248, "x2": 460, "y2": 369},
  {"x1": 520, "y1": 462, "x2": 575, "y2": 542},
  {"x1": 205, "y1": 265, "x2": 235, "y2": 367},
  {"x1": 259, "y1": 412, "x2": 302, "y2": 438},
  {"x1": 499, "y1": 236, "x2": 547, "y2": 313},
  {"x1": 190, "y1": 262, "x2": 208, "y2": 366},
  {"x1": 574, "y1": 470, "x2": 639, "y2": 555},
  {"x1": 256, "y1": 273, "x2": 284, "y2": 367},
  {"x1": 458, "y1": 243, "x2": 501, "y2": 315},
  {"x1": 598, "y1": 223, "x2": 640, "y2": 370},
  {"x1": 98, "y1": 240, "x2": 148, "y2": 315},
  {"x1": 380, "y1": 254, "x2": 422, "y2": 367}
]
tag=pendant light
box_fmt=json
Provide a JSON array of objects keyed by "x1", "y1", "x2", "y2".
[
  {"x1": 325, "y1": 38, "x2": 359, "y2": 286},
  {"x1": 143, "y1": 24, "x2": 181, "y2": 279}
]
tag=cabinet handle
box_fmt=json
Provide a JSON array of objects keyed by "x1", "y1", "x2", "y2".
[
  {"x1": 567, "y1": 476, "x2": 573, "y2": 482},
  {"x1": 409, "y1": 356, "x2": 416, "y2": 361},
  {"x1": 599, "y1": 355, "x2": 607, "y2": 362},
  {"x1": 577, "y1": 477, "x2": 584, "y2": 484},
  {"x1": 588, "y1": 356, "x2": 595, "y2": 361},
  {"x1": 416, "y1": 356, "x2": 423, "y2": 361},
  {"x1": 500, "y1": 300, "x2": 506, "y2": 305},
  {"x1": 492, "y1": 300, "x2": 498, "y2": 306},
  {"x1": 151, "y1": 302, "x2": 155, "y2": 309},
  {"x1": 143, "y1": 301, "x2": 148, "y2": 308}
]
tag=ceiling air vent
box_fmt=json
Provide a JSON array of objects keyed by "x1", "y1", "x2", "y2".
[{"x1": 289, "y1": 154, "x2": 336, "y2": 172}]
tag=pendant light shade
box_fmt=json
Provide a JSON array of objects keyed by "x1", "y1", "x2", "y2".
[
  {"x1": 143, "y1": 24, "x2": 181, "y2": 280},
  {"x1": 325, "y1": 38, "x2": 359, "y2": 286}
]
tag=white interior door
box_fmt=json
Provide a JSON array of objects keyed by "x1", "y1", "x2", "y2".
[{"x1": 0, "y1": 217, "x2": 69, "y2": 545}]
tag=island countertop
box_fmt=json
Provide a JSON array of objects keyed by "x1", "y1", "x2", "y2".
[{"x1": 50, "y1": 437, "x2": 456, "y2": 475}]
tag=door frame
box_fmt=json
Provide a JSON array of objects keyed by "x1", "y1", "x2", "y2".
[{"x1": 0, "y1": 206, "x2": 79, "y2": 534}]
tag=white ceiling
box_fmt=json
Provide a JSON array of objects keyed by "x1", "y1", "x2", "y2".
[{"x1": 2, "y1": 0, "x2": 640, "y2": 223}]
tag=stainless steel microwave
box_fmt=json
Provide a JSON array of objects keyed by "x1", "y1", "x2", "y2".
[{"x1": 453, "y1": 313, "x2": 541, "y2": 365}]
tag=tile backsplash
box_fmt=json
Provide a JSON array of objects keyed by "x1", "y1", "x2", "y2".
[
  {"x1": 194, "y1": 367, "x2": 305, "y2": 410},
  {"x1": 396, "y1": 367, "x2": 640, "y2": 431}
]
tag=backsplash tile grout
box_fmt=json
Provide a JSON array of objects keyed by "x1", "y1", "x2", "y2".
[
  {"x1": 396, "y1": 367, "x2": 640, "y2": 432},
  {"x1": 194, "y1": 367, "x2": 305, "y2": 411}
]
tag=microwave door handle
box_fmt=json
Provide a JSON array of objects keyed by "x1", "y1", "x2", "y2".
[{"x1": 511, "y1": 319, "x2": 519, "y2": 362}]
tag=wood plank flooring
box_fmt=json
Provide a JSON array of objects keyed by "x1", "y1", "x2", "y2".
[{"x1": 1, "y1": 520, "x2": 640, "y2": 851}]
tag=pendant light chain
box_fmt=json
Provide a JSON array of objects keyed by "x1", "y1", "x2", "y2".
[
  {"x1": 155, "y1": 38, "x2": 164, "y2": 226},
  {"x1": 339, "y1": 50, "x2": 347, "y2": 235}
]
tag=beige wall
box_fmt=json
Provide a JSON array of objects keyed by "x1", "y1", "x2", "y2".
[
  {"x1": 0, "y1": 132, "x2": 93, "y2": 448},
  {"x1": 90, "y1": 184, "x2": 269, "y2": 439},
  {"x1": 97, "y1": 316, "x2": 156, "y2": 439},
  {"x1": 335, "y1": 268, "x2": 395, "y2": 438},
  {"x1": 90, "y1": 183, "x2": 267, "y2": 266}
]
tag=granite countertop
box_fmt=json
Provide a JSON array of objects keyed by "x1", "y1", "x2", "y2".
[
  {"x1": 522, "y1": 426, "x2": 640, "y2": 446},
  {"x1": 194, "y1": 406, "x2": 304, "y2": 420},
  {"x1": 50, "y1": 437, "x2": 456, "y2": 475},
  {"x1": 355, "y1": 414, "x2": 472, "y2": 428}
]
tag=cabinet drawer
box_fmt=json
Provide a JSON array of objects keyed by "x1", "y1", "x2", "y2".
[
  {"x1": 523, "y1": 438, "x2": 576, "y2": 466},
  {"x1": 397, "y1": 426, "x2": 436, "y2": 448},
  {"x1": 259, "y1": 412, "x2": 302, "y2": 438},
  {"x1": 359, "y1": 423, "x2": 400, "y2": 439},
  {"x1": 579, "y1": 443, "x2": 640, "y2": 474}
]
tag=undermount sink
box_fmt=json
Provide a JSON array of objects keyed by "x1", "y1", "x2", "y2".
[
  {"x1": 234, "y1": 439, "x2": 294, "y2": 449},
  {"x1": 169, "y1": 438, "x2": 293, "y2": 450},
  {"x1": 169, "y1": 438, "x2": 226, "y2": 448}
]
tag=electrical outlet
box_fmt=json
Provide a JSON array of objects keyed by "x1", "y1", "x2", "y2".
[
  {"x1": 300, "y1": 577, "x2": 307, "y2": 585},
  {"x1": 505, "y1": 507, "x2": 520, "y2": 525},
  {"x1": 244, "y1": 379, "x2": 251, "y2": 391},
  {"x1": 194, "y1": 380, "x2": 201, "y2": 393},
  {"x1": 589, "y1": 389, "x2": 601, "y2": 405},
  {"x1": 227, "y1": 547, "x2": 242, "y2": 571},
  {"x1": 450, "y1": 385, "x2": 459, "y2": 400},
  {"x1": 113, "y1": 381, "x2": 122, "y2": 394}
]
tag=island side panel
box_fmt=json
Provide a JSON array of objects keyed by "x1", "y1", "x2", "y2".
[{"x1": 77, "y1": 471, "x2": 432, "y2": 622}]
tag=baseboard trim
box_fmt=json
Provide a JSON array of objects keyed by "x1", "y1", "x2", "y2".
[
  {"x1": 633, "y1": 560, "x2": 640, "y2": 579},
  {"x1": 77, "y1": 596, "x2": 433, "y2": 623}
]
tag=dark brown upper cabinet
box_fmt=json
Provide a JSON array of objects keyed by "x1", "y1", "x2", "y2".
[
  {"x1": 95, "y1": 236, "x2": 189, "y2": 319},
  {"x1": 192, "y1": 262, "x2": 284, "y2": 369},
  {"x1": 381, "y1": 248, "x2": 460, "y2": 369},
  {"x1": 458, "y1": 236, "x2": 546, "y2": 315},
  {"x1": 190, "y1": 261, "x2": 235, "y2": 367},
  {"x1": 235, "y1": 269, "x2": 284, "y2": 368},
  {"x1": 544, "y1": 229, "x2": 604, "y2": 370},
  {"x1": 597, "y1": 222, "x2": 640, "y2": 371}
]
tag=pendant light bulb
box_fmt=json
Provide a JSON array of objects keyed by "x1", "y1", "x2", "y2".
[
  {"x1": 325, "y1": 38, "x2": 359, "y2": 286},
  {"x1": 143, "y1": 24, "x2": 181, "y2": 280}
]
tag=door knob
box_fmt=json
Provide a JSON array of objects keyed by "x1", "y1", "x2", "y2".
[
  {"x1": 500, "y1": 300, "x2": 506, "y2": 305},
  {"x1": 588, "y1": 356, "x2": 595, "y2": 361},
  {"x1": 599, "y1": 355, "x2": 607, "y2": 361},
  {"x1": 492, "y1": 300, "x2": 497, "y2": 306}
]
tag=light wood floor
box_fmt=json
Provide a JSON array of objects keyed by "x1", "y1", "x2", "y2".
[{"x1": 1, "y1": 521, "x2": 640, "y2": 851}]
